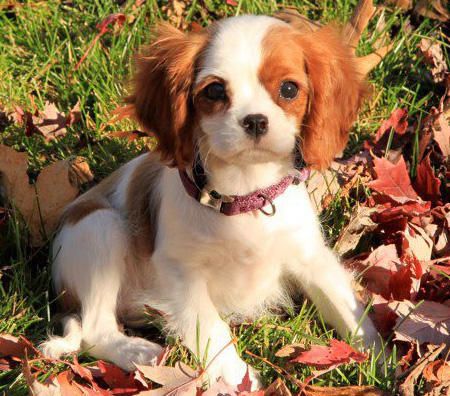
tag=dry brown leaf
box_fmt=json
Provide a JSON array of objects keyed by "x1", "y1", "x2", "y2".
[
  {"x1": 398, "y1": 344, "x2": 446, "y2": 396},
  {"x1": 135, "y1": 362, "x2": 200, "y2": 396},
  {"x1": 265, "y1": 378, "x2": 292, "y2": 396},
  {"x1": 66, "y1": 100, "x2": 81, "y2": 126},
  {"x1": 69, "y1": 157, "x2": 94, "y2": 186},
  {"x1": 404, "y1": 223, "x2": 433, "y2": 261},
  {"x1": 433, "y1": 111, "x2": 450, "y2": 157},
  {"x1": 31, "y1": 101, "x2": 67, "y2": 142},
  {"x1": 414, "y1": 0, "x2": 450, "y2": 22},
  {"x1": 275, "y1": 343, "x2": 307, "y2": 358},
  {"x1": 389, "y1": 300, "x2": 450, "y2": 344},
  {"x1": 346, "y1": 0, "x2": 376, "y2": 49},
  {"x1": 419, "y1": 39, "x2": 449, "y2": 84},
  {"x1": 335, "y1": 207, "x2": 377, "y2": 256},
  {"x1": 306, "y1": 163, "x2": 343, "y2": 212},
  {"x1": 387, "y1": 0, "x2": 413, "y2": 10},
  {"x1": 0, "y1": 145, "x2": 91, "y2": 245}
]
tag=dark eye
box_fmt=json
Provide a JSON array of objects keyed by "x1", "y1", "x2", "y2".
[
  {"x1": 204, "y1": 82, "x2": 226, "y2": 101},
  {"x1": 279, "y1": 81, "x2": 299, "y2": 100}
]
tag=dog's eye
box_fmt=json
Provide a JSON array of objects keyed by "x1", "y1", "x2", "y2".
[
  {"x1": 279, "y1": 81, "x2": 299, "y2": 100},
  {"x1": 204, "y1": 82, "x2": 226, "y2": 101}
]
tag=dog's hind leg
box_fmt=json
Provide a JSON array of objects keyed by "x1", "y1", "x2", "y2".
[{"x1": 42, "y1": 208, "x2": 162, "y2": 370}]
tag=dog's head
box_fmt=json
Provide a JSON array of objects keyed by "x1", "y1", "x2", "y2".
[{"x1": 127, "y1": 15, "x2": 366, "y2": 170}]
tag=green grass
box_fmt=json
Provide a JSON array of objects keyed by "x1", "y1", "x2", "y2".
[{"x1": 0, "y1": 0, "x2": 446, "y2": 394}]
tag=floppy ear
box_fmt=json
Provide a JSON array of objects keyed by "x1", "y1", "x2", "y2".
[
  {"x1": 126, "y1": 23, "x2": 207, "y2": 168},
  {"x1": 298, "y1": 26, "x2": 367, "y2": 170}
]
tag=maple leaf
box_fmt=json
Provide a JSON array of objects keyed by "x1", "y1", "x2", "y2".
[
  {"x1": 389, "y1": 300, "x2": 450, "y2": 344},
  {"x1": 289, "y1": 339, "x2": 367, "y2": 369},
  {"x1": 413, "y1": 154, "x2": 442, "y2": 203},
  {"x1": 369, "y1": 156, "x2": 419, "y2": 201},
  {"x1": 375, "y1": 108, "x2": 409, "y2": 142}
]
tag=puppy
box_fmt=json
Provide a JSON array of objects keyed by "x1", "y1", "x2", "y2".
[{"x1": 42, "y1": 15, "x2": 379, "y2": 388}]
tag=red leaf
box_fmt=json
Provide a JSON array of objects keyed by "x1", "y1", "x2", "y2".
[
  {"x1": 57, "y1": 370, "x2": 84, "y2": 396},
  {"x1": 290, "y1": 339, "x2": 367, "y2": 369},
  {"x1": 226, "y1": 0, "x2": 238, "y2": 6},
  {"x1": 0, "y1": 334, "x2": 35, "y2": 359},
  {"x1": 413, "y1": 154, "x2": 441, "y2": 202},
  {"x1": 375, "y1": 108, "x2": 409, "y2": 142},
  {"x1": 389, "y1": 265, "x2": 413, "y2": 300},
  {"x1": 97, "y1": 13, "x2": 126, "y2": 35},
  {"x1": 237, "y1": 367, "x2": 253, "y2": 392},
  {"x1": 369, "y1": 156, "x2": 418, "y2": 201},
  {"x1": 97, "y1": 361, "x2": 144, "y2": 394}
]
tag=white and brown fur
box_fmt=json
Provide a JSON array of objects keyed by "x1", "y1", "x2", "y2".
[{"x1": 41, "y1": 15, "x2": 379, "y2": 388}]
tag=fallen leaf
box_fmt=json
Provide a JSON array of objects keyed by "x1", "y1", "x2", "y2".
[
  {"x1": 265, "y1": 378, "x2": 292, "y2": 396},
  {"x1": 414, "y1": 0, "x2": 450, "y2": 22},
  {"x1": 433, "y1": 111, "x2": 450, "y2": 158},
  {"x1": 375, "y1": 109, "x2": 409, "y2": 142},
  {"x1": 419, "y1": 39, "x2": 449, "y2": 84},
  {"x1": 31, "y1": 101, "x2": 67, "y2": 141},
  {"x1": 74, "y1": 13, "x2": 126, "y2": 71},
  {"x1": 306, "y1": 163, "x2": 342, "y2": 212},
  {"x1": 423, "y1": 360, "x2": 450, "y2": 385},
  {"x1": 0, "y1": 334, "x2": 34, "y2": 358},
  {"x1": 389, "y1": 300, "x2": 450, "y2": 344},
  {"x1": 136, "y1": 362, "x2": 200, "y2": 395},
  {"x1": 275, "y1": 343, "x2": 307, "y2": 358},
  {"x1": 413, "y1": 154, "x2": 442, "y2": 203},
  {"x1": 398, "y1": 344, "x2": 446, "y2": 396},
  {"x1": 56, "y1": 371, "x2": 84, "y2": 396},
  {"x1": 66, "y1": 100, "x2": 81, "y2": 126},
  {"x1": 97, "y1": 360, "x2": 145, "y2": 393},
  {"x1": 290, "y1": 339, "x2": 367, "y2": 369},
  {"x1": 369, "y1": 156, "x2": 419, "y2": 201},
  {"x1": 404, "y1": 223, "x2": 433, "y2": 261},
  {"x1": 387, "y1": 0, "x2": 413, "y2": 10},
  {"x1": 354, "y1": 244, "x2": 400, "y2": 299},
  {"x1": 203, "y1": 377, "x2": 238, "y2": 395},
  {"x1": 0, "y1": 145, "x2": 91, "y2": 245},
  {"x1": 334, "y1": 206, "x2": 377, "y2": 256}
]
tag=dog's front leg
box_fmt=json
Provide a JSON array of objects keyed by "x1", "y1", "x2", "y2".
[
  {"x1": 290, "y1": 242, "x2": 379, "y2": 349},
  {"x1": 155, "y1": 256, "x2": 259, "y2": 388}
]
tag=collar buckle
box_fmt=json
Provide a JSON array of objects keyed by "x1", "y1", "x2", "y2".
[{"x1": 199, "y1": 189, "x2": 234, "y2": 211}]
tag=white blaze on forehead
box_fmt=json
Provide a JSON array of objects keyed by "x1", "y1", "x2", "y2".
[{"x1": 196, "y1": 16, "x2": 285, "y2": 94}]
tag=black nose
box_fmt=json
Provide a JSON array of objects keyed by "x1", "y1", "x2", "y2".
[{"x1": 241, "y1": 114, "x2": 268, "y2": 139}]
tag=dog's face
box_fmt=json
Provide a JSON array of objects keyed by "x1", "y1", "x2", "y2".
[{"x1": 128, "y1": 15, "x2": 366, "y2": 170}]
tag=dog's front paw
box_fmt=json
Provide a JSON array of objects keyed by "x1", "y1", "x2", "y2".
[{"x1": 86, "y1": 334, "x2": 163, "y2": 372}]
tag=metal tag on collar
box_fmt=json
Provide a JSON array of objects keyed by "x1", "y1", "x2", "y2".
[{"x1": 199, "y1": 189, "x2": 234, "y2": 211}]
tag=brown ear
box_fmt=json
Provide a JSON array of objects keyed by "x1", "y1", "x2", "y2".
[
  {"x1": 298, "y1": 26, "x2": 367, "y2": 170},
  {"x1": 126, "y1": 23, "x2": 208, "y2": 168}
]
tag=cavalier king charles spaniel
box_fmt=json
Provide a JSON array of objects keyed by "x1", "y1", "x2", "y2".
[{"x1": 42, "y1": 15, "x2": 379, "y2": 388}]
